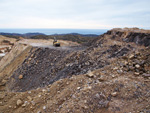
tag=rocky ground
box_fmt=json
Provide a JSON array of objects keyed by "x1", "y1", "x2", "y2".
[{"x1": 0, "y1": 28, "x2": 150, "y2": 113}]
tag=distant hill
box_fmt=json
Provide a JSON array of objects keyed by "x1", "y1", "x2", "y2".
[
  {"x1": 52, "y1": 33, "x2": 99, "y2": 37},
  {"x1": 30, "y1": 34, "x2": 99, "y2": 44},
  {"x1": 0, "y1": 32, "x2": 45, "y2": 39},
  {"x1": 0, "y1": 32, "x2": 99, "y2": 44}
]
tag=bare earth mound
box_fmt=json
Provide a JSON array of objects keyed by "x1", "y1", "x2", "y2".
[{"x1": 0, "y1": 28, "x2": 150, "y2": 113}]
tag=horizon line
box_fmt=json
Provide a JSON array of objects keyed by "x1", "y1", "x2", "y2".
[{"x1": 0, "y1": 28, "x2": 109, "y2": 30}]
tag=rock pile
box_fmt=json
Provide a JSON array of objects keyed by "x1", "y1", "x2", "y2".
[{"x1": 115, "y1": 47, "x2": 150, "y2": 78}]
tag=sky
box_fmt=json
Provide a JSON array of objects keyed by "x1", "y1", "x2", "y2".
[{"x1": 0, "y1": 0, "x2": 150, "y2": 29}]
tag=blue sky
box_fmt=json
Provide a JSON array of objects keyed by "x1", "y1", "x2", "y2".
[{"x1": 0, "y1": 0, "x2": 150, "y2": 29}]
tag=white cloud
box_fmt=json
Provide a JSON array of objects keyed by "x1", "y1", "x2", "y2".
[{"x1": 0, "y1": 0, "x2": 150, "y2": 29}]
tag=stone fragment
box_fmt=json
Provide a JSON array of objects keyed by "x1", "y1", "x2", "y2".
[
  {"x1": 0, "y1": 94, "x2": 5, "y2": 99},
  {"x1": 117, "y1": 70, "x2": 123, "y2": 73},
  {"x1": 87, "y1": 86, "x2": 92, "y2": 90},
  {"x1": 95, "y1": 73, "x2": 100, "y2": 76},
  {"x1": 99, "y1": 100, "x2": 109, "y2": 108},
  {"x1": 28, "y1": 58, "x2": 32, "y2": 61},
  {"x1": 124, "y1": 61, "x2": 128, "y2": 65},
  {"x1": 22, "y1": 104, "x2": 26, "y2": 107},
  {"x1": 27, "y1": 96, "x2": 32, "y2": 101},
  {"x1": 19, "y1": 75, "x2": 23, "y2": 79},
  {"x1": 28, "y1": 91, "x2": 31, "y2": 94},
  {"x1": 84, "y1": 106, "x2": 88, "y2": 109},
  {"x1": 112, "y1": 74, "x2": 115, "y2": 78},
  {"x1": 47, "y1": 88, "x2": 50, "y2": 92},
  {"x1": 85, "y1": 62, "x2": 90, "y2": 66},
  {"x1": 122, "y1": 56, "x2": 128, "y2": 59},
  {"x1": 0, "y1": 101, "x2": 3, "y2": 105},
  {"x1": 129, "y1": 66, "x2": 135, "y2": 71},
  {"x1": 42, "y1": 89, "x2": 46, "y2": 92},
  {"x1": 0, "y1": 80, "x2": 6, "y2": 86},
  {"x1": 111, "y1": 92, "x2": 117, "y2": 97},
  {"x1": 22, "y1": 101, "x2": 28, "y2": 107},
  {"x1": 31, "y1": 101, "x2": 35, "y2": 106},
  {"x1": 113, "y1": 67, "x2": 118, "y2": 70},
  {"x1": 77, "y1": 87, "x2": 81, "y2": 90},
  {"x1": 98, "y1": 75, "x2": 105, "y2": 81},
  {"x1": 134, "y1": 72, "x2": 140, "y2": 75},
  {"x1": 17, "y1": 99, "x2": 23, "y2": 106},
  {"x1": 95, "y1": 93, "x2": 100, "y2": 98},
  {"x1": 135, "y1": 51, "x2": 140, "y2": 55},
  {"x1": 135, "y1": 64, "x2": 140, "y2": 68},
  {"x1": 129, "y1": 54, "x2": 134, "y2": 59},
  {"x1": 83, "y1": 86, "x2": 92, "y2": 91},
  {"x1": 43, "y1": 106, "x2": 46, "y2": 110},
  {"x1": 143, "y1": 73, "x2": 150, "y2": 78},
  {"x1": 86, "y1": 71, "x2": 94, "y2": 78}
]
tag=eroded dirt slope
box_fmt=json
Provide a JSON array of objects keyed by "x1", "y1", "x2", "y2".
[
  {"x1": 7, "y1": 28, "x2": 148, "y2": 92},
  {"x1": 0, "y1": 28, "x2": 150, "y2": 113},
  {"x1": 0, "y1": 47, "x2": 150, "y2": 113}
]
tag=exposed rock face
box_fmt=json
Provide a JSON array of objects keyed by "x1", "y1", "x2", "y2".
[{"x1": 106, "y1": 28, "x2": 150, "y2": 47}]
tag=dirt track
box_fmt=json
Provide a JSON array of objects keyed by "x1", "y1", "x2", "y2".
[{"x1": 18, "y1": 39, "x2": 85, "y2": 51}]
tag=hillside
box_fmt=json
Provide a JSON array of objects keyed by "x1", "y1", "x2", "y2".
[
  {"x1": 0, "y1": 33, "x2": 45, "y2": 39},
  {"x1": 0, "y1": 32, "x2": 99, "y2": 45},
  {"x1": 30, "y1": 34, "x2": 99, "y2": 44},
  {"x1": 0, "y1": 28, "x2": 150, "y2": 113}
]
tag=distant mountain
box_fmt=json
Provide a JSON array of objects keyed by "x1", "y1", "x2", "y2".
[
  {"x1": 29, "y1": 33, "x2": 99, "y2": 44},
  {"x1": 23, "y1": 33, "x2": 46, "y2": 38},
  {"x1": 0, "y1": 32, "x2": 22, "y2": 36},
  {"x1": 0, "y1": 32, "x2": 45, "y2": 39},
  {"x1": 0, "y1": 32, "x2": 98, "y2": 38},
  {"x1": 51, "y1": 33, "x2": 99, "y2": 37},
  {"x1": 0, "y1": 32, "x2": 99, "y2": 44}
]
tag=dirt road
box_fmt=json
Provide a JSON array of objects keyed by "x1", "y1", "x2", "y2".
[{"x1": 18, "y1": 39, "x2": 86, "y2": 51}]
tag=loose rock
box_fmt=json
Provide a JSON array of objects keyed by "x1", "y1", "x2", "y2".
[
  {"x1": 27, "y1": 96, "x2": 32, "y2": 101},
  {"x1": 77, "y1": 87, "x2": 81, "y2": 90},
  {"x1": 111, "y1": 92, "x2": 118, "y2": 97},
  {"x1": 43, "y1": 106, "x2": 46, "y2": 110},
  {"x1": 0, "y1": 94, "x2": 5, "y2": 99},
  {"x1": 129, "y1": 54, "x2": 134, "y2": 59},
  {"x1": 17, "y1": 99, "x2": 23, "y2": 106},
  {"x1": 98, "y1": 75, "x2": 106, "y2": 81},
  {"x1": 143, "y1": 73, "x2": 150, "y2": 78},
  {"x1": 86, "y1": 71, "x2": 94, "y2": 78},
  {"x1": 135, "y1": 64, "x2": 140, "y2": 68},
  {"x1": 22, "y1": 101, "x2": 28, "y2": 107},
  {"x1": 19, "y1": 75, "x2": 23, "y2": 79}
]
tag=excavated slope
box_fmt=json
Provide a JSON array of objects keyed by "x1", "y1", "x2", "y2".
[
  {"x1": 0, "y1": 45, "x2": 150, "y2": 113},
  {"x1": 0, "y1": 28, "x2": 150, "y2": 113},
  {"x1": 7, "y1": 28, "x2": 149, "y2": 92}
]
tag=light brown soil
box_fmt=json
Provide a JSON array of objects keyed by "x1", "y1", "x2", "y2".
[{"x1": 18, "y1": 39, "x2": 80, "y2": 47}]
